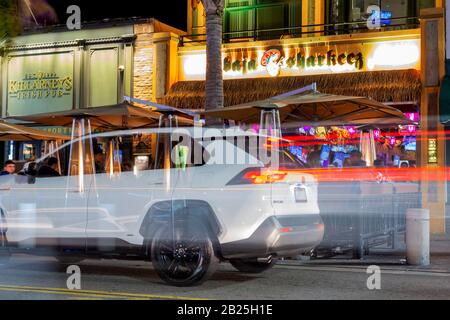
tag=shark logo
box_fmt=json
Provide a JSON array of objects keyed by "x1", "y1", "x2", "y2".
[{"x1": 261, "y1": 49, "x2": 284, "y2": 77}]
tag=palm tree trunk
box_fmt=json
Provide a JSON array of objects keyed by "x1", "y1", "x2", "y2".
[
  {"x1": 205, "y1": 9, "x2": 224, "y2": 110},
  {"x1": 201, "y1": 0, "x2": 224, "y2": 126}
]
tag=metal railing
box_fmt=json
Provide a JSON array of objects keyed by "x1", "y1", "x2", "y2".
[
  {"x1": 180, "y1": 16, "x2": 419, "y2": 46},
  {"x1": 315, "y1": 181, "x2": 421, "y2": 259}
]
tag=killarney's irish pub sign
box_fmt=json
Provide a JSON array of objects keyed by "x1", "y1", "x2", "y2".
[
  {"x1": 9, "y1": 72, "x2": 73, "y2": 100},
  {"x1": 6, "y1": 51, "x2": 74, "y2": 116}
]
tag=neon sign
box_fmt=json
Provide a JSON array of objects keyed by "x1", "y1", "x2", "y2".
[
  {"x1": 223, "y1": 48, "x2": 364, "y2": 78},
  {"x1": 180, "y1": 39, "x2": 420, "y2": 80}
]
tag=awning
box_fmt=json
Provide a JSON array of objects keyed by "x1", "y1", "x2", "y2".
[
  {"x1": 439, "y1": 60, "x2": 450, "y2": 124},
  {"x1": 9, "y1": 102, "x2": 193, "y2": 130},
  {"x1": 164, "y1": 69, "x2": 422, "y2": 111},
  {"x1": 198, "y1": 91, "x2": 413, "y2": 126},
  {"x1": 0, "y1": 120, "x2": 68, "y2": 141}
]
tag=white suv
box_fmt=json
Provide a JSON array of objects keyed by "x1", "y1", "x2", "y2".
[{"x1": 0, "y1": 127, "x2": 324, "y2": 286}]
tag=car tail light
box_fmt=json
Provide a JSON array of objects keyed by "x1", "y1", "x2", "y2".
[
  {"x1": 279, "y1": 227, "x2": 294, "y2": 233},
  {"x1": 227, "y1": 168, "x2": 288, "y2": 185}
]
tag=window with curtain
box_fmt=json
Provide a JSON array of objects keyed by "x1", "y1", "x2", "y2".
[{"x1": 223, "y1": 0, "x2": 302, "y2": 41}]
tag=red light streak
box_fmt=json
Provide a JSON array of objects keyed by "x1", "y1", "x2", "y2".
[{"x1": 281, "y1": 167, "x2": 450, "y2": 183}]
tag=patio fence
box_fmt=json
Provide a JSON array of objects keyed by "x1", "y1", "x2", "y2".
[{"x1": 316, "y1": 181, "x2": 421, "y2": 259}]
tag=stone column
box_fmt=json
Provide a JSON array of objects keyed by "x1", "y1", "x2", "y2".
[
  {"x1": 419, "y1": 8, "x2": 446, "y2": 234},
  {"x1": 133, "y1": 23, "x2": 155, "y2": 102},
  {"x1": 153, "y1": 32, "x2": 180, "y2": 102}
]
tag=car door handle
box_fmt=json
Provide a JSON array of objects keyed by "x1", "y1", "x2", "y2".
[{"x1": 0, "y1": 187, "x2": 11, "y2": 191}]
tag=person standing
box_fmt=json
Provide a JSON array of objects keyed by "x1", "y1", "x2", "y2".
[{"x1": 0, "y1": 161, "x2": 16, "y2": 176}]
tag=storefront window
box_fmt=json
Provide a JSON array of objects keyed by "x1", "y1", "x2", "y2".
[
  {"x1": 223, "y1": 0, "x2": 302, "y2": 41},
  {"x1": 285, "y1": 125, "x2": 418, "y2": 171}
]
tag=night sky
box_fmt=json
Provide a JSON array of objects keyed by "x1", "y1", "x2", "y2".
[{"x1": 46, "y1": 0, "x2": 188, "y2": 31}]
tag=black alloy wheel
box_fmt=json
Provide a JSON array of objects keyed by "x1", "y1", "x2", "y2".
[{"x1": 151, "y1": 218, "x2": 218, "y2": 287}]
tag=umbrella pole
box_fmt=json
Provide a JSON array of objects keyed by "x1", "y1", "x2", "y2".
[
  {"x1": 66, "y1": 119, "x2": 78, "y2": 201},
  {"x1": 66, "y1": 118, "x2": 95, "y2": 194},
  {"x1": 48, "y1": 140, "x2": 62, "y2": 175},
  {"x1": 78, "y1": 119, "x2": 85, "y2": 193},
  {"x1": 259, "y1": 108, "x2": 282, "y2": 170}
]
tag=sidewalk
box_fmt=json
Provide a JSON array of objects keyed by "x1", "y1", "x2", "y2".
[{"x1": 281, "y1": 235, "x2": 450, "y2": 273}]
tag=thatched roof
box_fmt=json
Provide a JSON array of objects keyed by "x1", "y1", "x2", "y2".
[{"x1": 164, "y1": 69, "x2": 421, "y2": 110}]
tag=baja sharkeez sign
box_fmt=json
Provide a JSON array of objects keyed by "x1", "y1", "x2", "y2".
[
  {"x1": 6, "y1": 51, "x2": 74, "y2": 116},
  {"x1": 233, "y1": 48, "x2": 364, "y2": 77},
  {"x1": 179, "y1": 38, "x2": 421, "y2": 80}
]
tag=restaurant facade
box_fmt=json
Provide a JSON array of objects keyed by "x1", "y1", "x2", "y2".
[
  {"x1": 162, "y1": 0, "x2": 447, "y2": 234},
  {"x1": 0, "y1": 1, "x2": 447, "y2": 234}
]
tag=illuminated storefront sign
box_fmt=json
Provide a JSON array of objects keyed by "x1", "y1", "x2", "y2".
[
  {"x1": 428, "y1": 138, "x2": 438, "y2": 164},
  {"x1": 9, "y1": 72, "x2": 73, "y2": 100},
  {"x1": 224, "y1": 48, "x2": 364, "y2": 78},
  {"x1": 6, "y1": 52, "x2": 75, "y2": 116},
  {"x1": 179, "y1": 38, "x2": 421, "y2": 80}
]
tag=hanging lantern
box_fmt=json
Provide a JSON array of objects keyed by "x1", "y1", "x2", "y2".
[
  {"x1": 390, "y1": 137, "x2": 396, "y2": 145},
  {"x1": 374, "y1": 129, "x2": 381, "y2": 139},
  {"x1": 252, "y1": 124, "x2": 260, "y2": 133},
  {"x1": 315, "y1": 127, "x2": 327, "y2": 140},
  {"x1": 347, "y1": 127, "x2": 356, "y2": 135},
  {"x1": 407, "y1": 125, "x2": 416, "y2": 134}
]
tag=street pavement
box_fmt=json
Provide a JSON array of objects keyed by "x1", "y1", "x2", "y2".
[{"x1": 0, "y1": 250, "x2": 449, "y2": 300}]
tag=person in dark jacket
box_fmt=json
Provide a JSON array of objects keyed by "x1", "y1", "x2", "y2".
[
  {"x1": 348, "y1": 151, "x2": 367, "y2": 168},
  {"x1": 37, "y1": 157, "x2": 61, "y2": 177},
  {"x1": 0, "y1": 160, "x2": 16, "y2": 176}
]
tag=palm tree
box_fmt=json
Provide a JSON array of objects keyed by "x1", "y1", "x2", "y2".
[
  {"x1": 0, "y1": 0, "x2": 58, "y2": 43},
  {"x1": 0, "y1": 0, "x2": 21, "y2": 41},
  {"x1": 200, "y1": 0, "x2": 225, "y2": 124}
]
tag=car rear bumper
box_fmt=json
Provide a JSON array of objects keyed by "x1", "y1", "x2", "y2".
[{"x1": 221, "y1": 215, "x2": 324, "y2": 259}]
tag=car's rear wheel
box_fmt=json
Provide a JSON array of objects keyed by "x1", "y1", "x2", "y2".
[
  {"x1": 151, "y1": 219, "x2": 218, "y2": 287},
  {"x1": 229, "y1": 258, "x2": 276, "y2": 274}
]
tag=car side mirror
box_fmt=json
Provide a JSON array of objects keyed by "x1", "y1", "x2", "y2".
[
  {"x1": 15, "y1": 174, "x2": 36, "y2": 185},
  {"x1": 27, "y1": 175, "x2": 36, "y2": 184}
]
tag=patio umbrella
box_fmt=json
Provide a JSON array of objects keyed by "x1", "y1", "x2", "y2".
[
  {"x1": 11, "y1": 102, "x2": 193, "y2": 130},
  {"x1": 0, "y1": 120, "x2": 68, "y2": 141},
  {"x1": 197, "y1": 91, "x2": 413, "y2": 126}
]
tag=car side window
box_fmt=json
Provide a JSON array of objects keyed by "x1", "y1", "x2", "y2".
[{"x1": 92, "y1": 133, "x2": 153, "y2": 175}]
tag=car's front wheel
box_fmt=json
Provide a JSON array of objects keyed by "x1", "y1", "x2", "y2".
[
  {"x1": 151, "y1": 219, "x2": 218, "y2": 287},
  {"x1": 229, "y1": 258, "x2": 276, "y2": 274}
]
